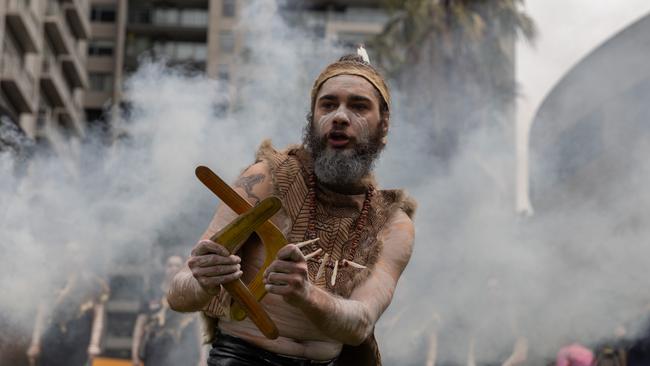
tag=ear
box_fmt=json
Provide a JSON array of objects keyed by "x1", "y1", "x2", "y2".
[
  {"x1": 380, "y1": 114, "x2": 390, "y2": 145},
  {"x1": 381, "y1": 112, "x2": 390, "y2": 136}
]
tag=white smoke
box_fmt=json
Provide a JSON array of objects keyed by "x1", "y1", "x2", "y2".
[{"x1": 2, "y1": 1, "x2": 650, "y2": 365}]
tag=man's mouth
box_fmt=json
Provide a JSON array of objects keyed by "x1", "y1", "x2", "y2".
[{"x1": 327, "y1": 131, "x2": 351, "y2": 148}]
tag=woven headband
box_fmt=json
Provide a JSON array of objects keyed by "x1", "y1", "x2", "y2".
[{"x1": 310, "y1": 61, "x2": 391, "y2": 112}]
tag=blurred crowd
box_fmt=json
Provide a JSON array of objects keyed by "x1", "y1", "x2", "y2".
[
  {"x1": 0, "y1": 255, "x2": 204, "y2": 366},
  {"x1": 1, "y1": 254, "x2": 649, "y2": 366}
]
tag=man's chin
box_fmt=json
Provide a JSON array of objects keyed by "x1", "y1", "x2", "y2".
[{"x1": 324, "y1": 143, "x2": 354, "y2": 155}]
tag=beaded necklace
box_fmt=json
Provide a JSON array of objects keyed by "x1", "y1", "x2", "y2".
[{"x1": 303, "y1": 171, "x2": 375, "y2": 286}]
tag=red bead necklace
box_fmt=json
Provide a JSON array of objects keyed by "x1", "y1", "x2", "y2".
[{"x1": 303, "y1": 171, "x2": 375, "y2": 269}]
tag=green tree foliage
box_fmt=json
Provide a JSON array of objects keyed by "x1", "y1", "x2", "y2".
[{"x1": 372, "y1": 0, "x2": 536, "y2": 164}]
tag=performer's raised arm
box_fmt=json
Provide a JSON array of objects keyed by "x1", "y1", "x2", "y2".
[{"x1": 167, "y1": 162, "x2": 273, "y2": 312}]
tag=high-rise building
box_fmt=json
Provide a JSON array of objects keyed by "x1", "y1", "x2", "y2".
[
  {"x1": 83, "y1": 0, "x2": 387, "y2": 122},
  {"x1": 0, "y1": 0, "x2": 89, "y2": 149}
]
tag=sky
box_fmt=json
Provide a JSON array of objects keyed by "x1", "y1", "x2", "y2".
[{"x1": 516, "y1": 0, "x2": 650, "y2": 213}]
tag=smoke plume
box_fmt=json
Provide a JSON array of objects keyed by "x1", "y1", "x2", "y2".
[{"x1": 1, "y1": 1, "x2": 650, "y2": 365}]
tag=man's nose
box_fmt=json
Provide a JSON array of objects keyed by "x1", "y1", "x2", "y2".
[{"x1": 332, "y1": 107, "x2": 350, "y2": 127}]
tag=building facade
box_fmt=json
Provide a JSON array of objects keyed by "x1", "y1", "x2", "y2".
[
  {"x1": 83, "y1": 0, "x2": 387, "y2": 121},
  {"x1": 0, "y1": 0, "x2": 89, "y2": 150},
  {"x1": 529, "y1": 12, "x2": 650, "y2": 215}
]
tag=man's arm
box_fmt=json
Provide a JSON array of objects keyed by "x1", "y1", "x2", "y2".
[
  {"x1": 167, "y1": 162, "x2": 273, "y2": 312},
  {"x1": 27, "y1": 303, "x2": 46, "y2": 365},
  {"x1": 131, "y1": 313, "x2": 147, "y2": 365},
  {"x1": 264, "y1": 210, "x2": 415, "y2": 345},
  {"x1": 87, "y1": 302, "x2": 105, "y2": 359}
]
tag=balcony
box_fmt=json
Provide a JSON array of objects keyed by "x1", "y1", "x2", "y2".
[
  {"x1": 54, "y1": 105, "x2": 84, "y2": 137},
  {"x1": 41, "y1": 51, "x2": 69, "y2": 108},
  {"x1": 62, "y1": 0, "x2": 91, "y2": 40},
  {"x1": 41, "y1": 52, "x2": 84, "y2": 137},
  {"x1": 45, "y1": 0, "x2": 88, "y2": 88},
  {"x1": 6, "y1": 0, "x2": 40, "y2": 52},
  {"x1": 0, "y1": 38, "x2": 35, "y2": 112},
  {"x1": 61, "y1": 54, "x2": 88, "y2": 88}
]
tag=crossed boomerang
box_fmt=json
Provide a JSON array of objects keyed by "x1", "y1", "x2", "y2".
[{"x1": 195, "y1": 166, "x2": 288, "y2": 339}]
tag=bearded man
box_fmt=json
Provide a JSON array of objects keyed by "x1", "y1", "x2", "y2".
[{"x1": 167, "y1": 53, "x2": 416, "y2": 366}]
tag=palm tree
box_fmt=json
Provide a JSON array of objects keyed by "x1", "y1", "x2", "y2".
[{"x1": 372, "y1": 0, "x2": 536, "y2": 166}]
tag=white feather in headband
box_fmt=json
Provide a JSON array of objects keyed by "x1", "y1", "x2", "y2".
[{"x1": 357, "y1": 45, "x2": 370, "y2": 63}]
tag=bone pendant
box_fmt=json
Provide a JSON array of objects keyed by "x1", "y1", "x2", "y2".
[
  {"x1": 343, "y1": 259, "x2": 367, "y2": 269},
  {"x1": 294, "y1": 237, "x2": 320, "y2": 249},
  {"x1": 304, "y1": 248, "x2": 323, "y2": 261},
  {"x1": 331, "y1": 260, "x2": 339, "y2": 286},
  {"x1": 315, "y1": 253, "x2": 329, "y2": 282}
]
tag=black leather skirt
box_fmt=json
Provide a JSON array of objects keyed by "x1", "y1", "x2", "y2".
[{"x1": 208, "y1": 330, "x2": 338, "y2": 366}]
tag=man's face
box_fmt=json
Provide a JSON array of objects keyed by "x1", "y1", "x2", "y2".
[
  {"x1": 305, "y1": 75, "x2": 388, "y2": 187},
  {"x1": 312, "y1": 74, "x2": 386, "y2": 151}
]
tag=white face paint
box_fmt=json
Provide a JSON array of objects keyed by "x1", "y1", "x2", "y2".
[
  {"x1": 316, "y1": 107, "x2": 370, "y2": 146},
  {"x1": 313, "y1": 75, "x2": 383, "y2": 152},
  {"x1": 306, "y1": 75, "x2": 387, "y2": 188}
]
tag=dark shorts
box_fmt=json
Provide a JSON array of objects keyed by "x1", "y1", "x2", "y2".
[{"x1": 208, "y1": 330, "x2": 337, "y2": 366}]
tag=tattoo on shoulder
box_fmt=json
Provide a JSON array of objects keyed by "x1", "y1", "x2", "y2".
[{"x1": 235, "y1": 174, "x2": 265, "y2": 204}]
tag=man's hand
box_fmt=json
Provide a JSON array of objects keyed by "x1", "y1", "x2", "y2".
[
  {"x1": 188, "y1": 240, "x2": 243, "y2": 295},
  {"x1": 87, "y1": 344, "x2": 101, "y2": 361},
  {"x1": 26, "y1": 343, "x2": 40, "y2": 365},
  {"x1": 263, "y1": 244, "x2": 311, "y2": 306}
]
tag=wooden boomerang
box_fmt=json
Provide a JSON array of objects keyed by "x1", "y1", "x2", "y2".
[{"x1": 195, "y1": 166, "x2": 289, "y2": 337}]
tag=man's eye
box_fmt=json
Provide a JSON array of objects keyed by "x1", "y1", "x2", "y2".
[
  {"x1": 352, "y1": 104, "x2": 369, "y2": 110},
  {"x1": 321, "y1": 103, "x2": 336, "y2": 110}
]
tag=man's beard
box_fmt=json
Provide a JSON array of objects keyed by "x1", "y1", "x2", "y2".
[{"x1": 303, "y1": 121, "x2": 385, "y2": 187}]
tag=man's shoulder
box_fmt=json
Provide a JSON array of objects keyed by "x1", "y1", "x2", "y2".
[
  {"x1": 375, "y1": 190, "x2": 416, "y2": 254},
  {"x1": 376, "y1": 188, "x2": 417, "y2": 220},
  {"x1": 254, "y1": 139, "x2": 303, "y2": 167},
  {"x1": 238, "y1": 140, "x2": 305, "y2": 201},
  {"x1": 251, "y1": 140, "x2": 310, "y2": 198}
]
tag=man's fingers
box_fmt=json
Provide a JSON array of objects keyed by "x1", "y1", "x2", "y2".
[
  {"x1": 277, "y1": 244, "x2": 305, "y2": 262},
  {"x1": 265, "y1": 283, "x2": 293, "y2": 296},
  {"x1": 191, "y1": 254, "x2": 240, "y2": 268},
  {"x1": 198, "y1": 271, "x2": 243, "y2": 289},
  {"x1": 192, "y1": 264, "x2": 241, "y2": 278},
  {"x1": 265, "y1": 272, "x2": 294, "y2": 286},
  {"x1": 191, "y1": 240, "x2": 230, "y2": 256},
  {"x1": 263, "y1": 260, "x2": 300, "y2": 278}
]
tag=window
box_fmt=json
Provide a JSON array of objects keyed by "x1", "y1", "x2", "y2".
[
  {"x1": 219, "y1": 30, "x2": 235, "y2": 54},
  {"x1": 180, "y1": 8, "x2": 208, "y2": 27},
  {"x1": 176, "y1": 42, "x2": 195, "y2": 60},
  {"x1": 152, "y1": 8, "x2": 179, "y2": 25},
  {"x1": 90, "y1": 5, "x2": 116, "y2": 22},
  {"x1": 222, "y1": 0, "x2": 236, "y2": 17},
  {"x1": 89, "y1": 72, "x2": 113, "y2": 92},
  {"x1": 152, "y1": 41, "x2": 207, "y2": 61},
  {"x1": 88, "y1": 40, "x2": 115, "y2": 56}
]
